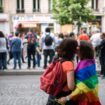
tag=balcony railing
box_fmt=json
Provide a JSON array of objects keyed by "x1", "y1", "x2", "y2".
[
  {"x1": 33, "y1": 9, "x2": 40, "y2": 12},
  {"x1": 16, "y1": 9, "x2": 25, "y2": 13}
]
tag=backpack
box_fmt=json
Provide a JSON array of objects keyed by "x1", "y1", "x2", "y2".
[
  {"x1": 28, "y1": 34, "x2": 36, "y2": 44},
  {"x1": 27, "y1": 34, "x2": 36, "y2": 50},
  {"x1": 40, "y1": 59, "x2": 66, "y2": 96},
  {"x1": 44, "y1": 35, "x2": 53, "y2": 46}
]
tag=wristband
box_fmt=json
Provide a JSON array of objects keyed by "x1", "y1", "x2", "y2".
[{"x1": 65, "y1": 96, "x2": 70, "y2": 101}]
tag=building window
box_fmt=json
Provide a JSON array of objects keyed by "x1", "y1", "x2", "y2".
[
  {"x1": 92, "y1": 0, "x2": 94, "y2": 9},
  {"x1": 48, "y1": 0, "x2": 52, "y2": 13},
  {"x1": 96, "y1": 0, "x2": 98, "y2": 11},
  {"x1": 16, "y1": 0, "x2": 25, "y2": 13},
  {"x1": 33, "y1": 0, "x2": 40, "y2": 12},
  {"x1": 91, "y1": 0, "x2": 98, "y2": 11},
  {"x1": 0, "y1": 0, "x2": 3, "y2": 13}
]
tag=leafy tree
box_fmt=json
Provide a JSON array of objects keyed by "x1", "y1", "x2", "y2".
[{"x1": 53, "y1": 0, "x2": 95, "y2": 31}]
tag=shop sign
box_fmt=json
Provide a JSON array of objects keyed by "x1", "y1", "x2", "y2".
[{"x1": 12, "y1": 15, "x2": 54, "y2": 23}]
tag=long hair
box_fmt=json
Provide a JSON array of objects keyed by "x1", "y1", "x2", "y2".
[
  {"x1": 58, "y1": 38, "x2": 78, "y2": 60},
  {"x1": 79, "y1": 41, "x2": 94, "y2": 60},
  {"x1": 0, "y1": 31, "x2": 5, "y2": 38}
]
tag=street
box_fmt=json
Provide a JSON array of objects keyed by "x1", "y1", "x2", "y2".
[
  {"x1": 0, "y1": 75, "x2": 104, "y2": 105},
  {"x1": 0, "y1": 76, "x2": 48, "y2": 105}
]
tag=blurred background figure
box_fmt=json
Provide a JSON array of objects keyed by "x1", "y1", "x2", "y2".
[
  {"x1": 7, "y1": 33, "x2": 14, "y2": 64},
  {"x1": 98, "y1": 33, "x2": 105, "y2": 79},
  {"x1": 26, "y1": 31, "x2": 37, "y2": 69},
  {"x1": 41, "y1": 27, "x2": 55, "y2": 69},
  {"x1": 90, "y1": 29, "x2": 102, "y2": 57},
  {"x1": 78, "y1": 30, "x2": 90, "y2": 41},
  {"x1": 0, "y1": 31, "x2": 8, "y2": 70},
  {"x1": 11, "y1": 32, "x2": 22, "y2": 69},
  {"x1": 36, "y1": 36, "x2": 41, "y2": 67},
  {"x1": 19, "y1": 33, "x2": 25, "y2": 63}
]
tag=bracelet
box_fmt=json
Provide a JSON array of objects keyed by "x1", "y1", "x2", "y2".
[{"x1": 65, "y1": 96, "x2": 70, "y2": 101}]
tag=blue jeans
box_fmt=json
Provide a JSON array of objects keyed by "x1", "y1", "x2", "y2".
[
  {"x1": 36, "y1": 53, "x2": 41, "y2": 67},
  {"x1": 0, "y1": 52, "x2": 7, "y2": 70},
  {"x1": 12, "y1": 51, "x2": 21, "y2": 69},
  {"x1": 43, "y1": 49, "x2": 55, "y2": 68},
  {"x1": 27, "y1": 51, "x2": 36, "y2": 68}
]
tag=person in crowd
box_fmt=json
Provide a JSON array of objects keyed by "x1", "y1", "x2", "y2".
[
  {"x1": 90, "y1": 29, "x2": 102, "y2": 57},
  {"x1": 55, "y1": 33, "x2": 64, "y2": 52},
  {"x1": 64, "y1": 34, "x2": 69, "y2": 39},
  {"x1": 90, "y1": 29, "x2": 102, "y2": 48},
  {"x1": 11, "y1": 32, "x2": 22, "y2": 69},
  {"x1": 78, "y1": 29, "x2": 90, "y2": 41},
  {"x1": 36, "y1": 36, "x2": 41, "y2": 67},
  {"x1": 58, "y1": 41, "x2": 101, "y2": 105},
  {"x1": 7, "y1": 33, "x2": 14, "y2": 64},
  {"x1": 41, "y1": 27, "x2": 56, "y2": 69},
  {"x1": 19, "y1": 33, "x2": 25, "y2": 63},
  {"x1": 98, "y1": 33, "x2": 105, "y2": 79},
  {"x1": 77, "y1": 30, "x2": 90, "y2": 62},
  {"x1": 0, "y1": 31, "x2": 8, "y2": 70},
  {"x1": 69, "y1": 32, "x2": 76, "y2": 39},
  {"x1": 46, "y1": 38, "x2": 78, "y2": 105},
  {"x1": 26, "y1": 31, "x2": 36, "y2": 69}
]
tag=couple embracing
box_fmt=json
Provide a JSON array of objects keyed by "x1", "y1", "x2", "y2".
[{"x1": 40, "y1": 38, "x2": 101, "y2": 105}]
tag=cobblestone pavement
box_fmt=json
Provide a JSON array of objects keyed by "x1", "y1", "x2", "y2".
[
  {"x1": 0, "y1": 76, "x2": 105, "y2": 105},
  {"x1": 0, "y1": 76, "x2": 48, "y2": 105}
]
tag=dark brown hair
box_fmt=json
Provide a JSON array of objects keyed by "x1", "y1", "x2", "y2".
[
  {"x1": 59, "y1": 33, "x2": 64, "y2": 39},
  {"x1": 0, "y1": 31, "x2": 5, "y2": 38},
  {"x1": 58, "y1": 38, "x2": 78, "y2": 60},
  {"x1": 101, "y1": 33, "x2": 105, "y2": 39},
  {"x1": 79, "y1": 41, "x2": 94, "y2": 60}
]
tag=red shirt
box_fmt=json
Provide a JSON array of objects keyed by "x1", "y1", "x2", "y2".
[{"x1": 78, "y1": 34, "x2": 90, "y2": 41}]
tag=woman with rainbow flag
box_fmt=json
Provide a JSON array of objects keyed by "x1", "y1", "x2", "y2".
[{"x1": 57, "y1": 41, "x2": 101, "y2": 105}]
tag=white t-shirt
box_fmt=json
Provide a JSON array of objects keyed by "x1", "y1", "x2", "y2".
[
  {"x1": 90, "y1": 33, "x2": 102, "y2": 48},
  {"x1": 0, "y1": 38, "x2": 7, "y2": 52},
  {"x1": 41, "y1": 32, "x2": 56, "y2": 50}
]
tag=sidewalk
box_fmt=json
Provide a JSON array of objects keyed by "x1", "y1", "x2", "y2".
[
  {"x1": 0, "y1": 61, "x2": 44, "y2": 75},
  {"x1": 0, "y1": 58, "x2": 101, "y2": 75}
]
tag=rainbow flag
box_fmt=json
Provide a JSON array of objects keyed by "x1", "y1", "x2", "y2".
[{"x1": 71, "y1": 59, "x2": 101, "y2": 105}]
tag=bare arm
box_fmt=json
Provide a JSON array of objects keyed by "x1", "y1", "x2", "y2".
[{"x1": 67, "y1": 70, "x2": 75, "y2": 90}]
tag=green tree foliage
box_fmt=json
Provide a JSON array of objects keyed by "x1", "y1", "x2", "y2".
[{"x1": 53, "y1": 0, "x2": 94, "y2": 25}]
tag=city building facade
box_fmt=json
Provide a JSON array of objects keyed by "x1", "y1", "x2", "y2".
[
  {"x1": 0, "y1": 0, "x2": 105, "y2": 34},
  {"x1": 0, "y1": 0, "x2": 61, "y2": 34},
  {"x1": 89, "y1": 0, "x2": 105, "y2": 32}
]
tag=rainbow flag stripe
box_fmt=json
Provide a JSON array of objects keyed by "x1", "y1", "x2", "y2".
[{"x1": 71, "y1": 59, "x2": 101, "y2": 105}]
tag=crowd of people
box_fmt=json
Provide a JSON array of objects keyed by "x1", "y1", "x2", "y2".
[
  {"x1": 0, "y1": 27, "x2": 104, "y2": 104},
  {"x1": 39, "y1": 28, "x2": 102, "y2": 105},
  {"x1": 0, "y1": 27, "x2": 105, "y2": 79}
]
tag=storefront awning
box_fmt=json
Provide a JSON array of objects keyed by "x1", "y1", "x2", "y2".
[
  {"x1": 21, "y1": 22, "x2": 37, "y2": 28},
  {"x1": 14, "y1": 22, "x2": 38, "y2": 28}
]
